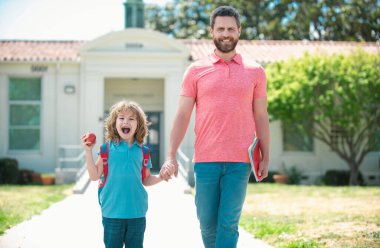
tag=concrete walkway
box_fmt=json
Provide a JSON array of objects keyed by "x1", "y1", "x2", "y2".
[{"x1": 0, "y1": 175, "x2": 272, "y2": 248}]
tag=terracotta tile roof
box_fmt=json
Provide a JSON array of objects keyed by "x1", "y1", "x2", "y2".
[
  {"x1": 182, "y1": 39, "x2": 380, "y2": 64},
  {"x1": 0, "y1": 40, "x2": 85, "y2": 62},
  {"x1": 0, "y1": 39, "x2": 378, "y2": 63}
]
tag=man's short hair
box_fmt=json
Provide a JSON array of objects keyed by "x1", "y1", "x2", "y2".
[{"x1": 210, "y1": 6, "x2": 241, "y2": 28}]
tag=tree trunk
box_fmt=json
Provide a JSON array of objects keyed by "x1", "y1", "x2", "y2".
[{"x1": 349, "y1": 163, "x2": 360, "y2": 186}]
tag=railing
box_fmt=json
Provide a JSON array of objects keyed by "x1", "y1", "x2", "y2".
[
  {"x1": 75, "y1": 160, "x2": 87, "y2": 181},
  {"x1": 57, "y1": 145, "x2": 86, "y2": 183},
  {"x1": 57, "y1": 145, "x2": 85, "y2": 169},
  {"x1": 177, "y1": 148, "x2": 195, "y2": 187}
]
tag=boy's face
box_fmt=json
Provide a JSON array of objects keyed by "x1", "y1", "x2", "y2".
[
  {"x1": 210, "y1": 16, "x2": 241, "y2": 53},
  {"x1": 116, "y1": 110, "x2": 138, "y2": 142}
]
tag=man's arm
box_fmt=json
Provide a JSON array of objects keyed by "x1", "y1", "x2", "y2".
[
  {"x1": 160, "y1": 96, "x2": 195, "y2": 180},
  {"x1": 253, "y1": 98, "x2": 270, "y2": 179}
]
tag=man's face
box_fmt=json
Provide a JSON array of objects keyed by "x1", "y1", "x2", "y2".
[{"x1": 210, "y1": 16, "x2": 241, "y2": 53}]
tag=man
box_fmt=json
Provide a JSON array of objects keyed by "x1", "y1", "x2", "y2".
[{"x1": 160, "y1": 6, "x2": 270, "y2": 248}]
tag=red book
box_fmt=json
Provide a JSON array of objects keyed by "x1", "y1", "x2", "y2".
[{"x1": 248, "y1": 134, "x2": 262, "y2": 182}]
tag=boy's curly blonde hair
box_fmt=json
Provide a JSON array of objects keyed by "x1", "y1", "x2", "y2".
[{"x1": 105, "y1": 100, "x2": 149, "y2": 144}]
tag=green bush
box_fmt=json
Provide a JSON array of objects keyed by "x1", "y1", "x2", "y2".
[
  {"x1": 322, "y1": 170, "x2": 364, "y2": 186},
  {"x1": 285, "y1": 166, "x2": 303, "y2": 185},
  {"x1": 0, "y1": 158, "x2": 19, "y2": 184},
  {"x1": 18, "y1": 169, "x2": 34, "y2": 185}
]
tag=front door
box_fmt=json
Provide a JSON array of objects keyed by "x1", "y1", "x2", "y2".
[
  {"x1": 145, "y1": 112, "x2": 160, "y2": 171},
  {"x1": 104, "y1": 77, "x2": 164, "y2": 171}
]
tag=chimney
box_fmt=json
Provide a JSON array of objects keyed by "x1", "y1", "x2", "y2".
[{"x1": 124, "y1": 0, "x2": 145, "y2": 28}]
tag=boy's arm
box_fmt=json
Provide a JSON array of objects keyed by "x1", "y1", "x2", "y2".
[
  {"x1": 81, "y1": 135, "x2": 103, "y2": 181},
  {"x1": 85, "y1": 154, "x2": 103, "y2": 181},
  {"x1": 142, "y1": 169, "x2": 163, "y2": 186}
]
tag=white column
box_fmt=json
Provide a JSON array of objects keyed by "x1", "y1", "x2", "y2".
[{"x1": 164, "y1": 72, "x2": 182, "y2": 156}]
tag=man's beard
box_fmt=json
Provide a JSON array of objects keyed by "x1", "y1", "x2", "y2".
[{"x1": 213, "y1": 37, "x2": 238, "y2": 53}]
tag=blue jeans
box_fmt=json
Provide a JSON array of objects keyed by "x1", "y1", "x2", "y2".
[
  {"x1": 194, "y1": 162, "x2": 251, "y2": 248},
  {"x1": 102, "y1": 217, "x2": 146, "y2": 248}
]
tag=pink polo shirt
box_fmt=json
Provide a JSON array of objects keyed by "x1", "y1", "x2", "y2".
[{"x1": 181, "y1": 52, "x2": 267, "y2": 163}]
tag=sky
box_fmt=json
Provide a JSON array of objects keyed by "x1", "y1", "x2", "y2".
[{"x1": 0, "y1": 0, "x2": 171, "y2": 40}]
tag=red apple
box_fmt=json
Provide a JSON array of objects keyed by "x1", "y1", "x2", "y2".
[{"x1": 84, "y1": 132, "x2": 96, "y2": 144}]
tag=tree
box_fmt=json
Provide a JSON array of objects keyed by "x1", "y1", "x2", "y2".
[
  {"x1": 276, "y1": 0, "x2": 380, "y2": 41},
  {"x1": 145, "y1": 0, "x2": 380, "y2": 41},
  {"x1": 266, "y1": 50, "x2": 380, "y2": 185},
  {"x1": 145, "y1": 3, "x2": 177, "y2": 35},
  {"x1": 145, "y1": 0, "x2": 209, "y2": 38}
]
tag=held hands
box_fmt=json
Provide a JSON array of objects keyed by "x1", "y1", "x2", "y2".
[{"x1": 159, "y1": 158, "x2": 178, "y2": 182}]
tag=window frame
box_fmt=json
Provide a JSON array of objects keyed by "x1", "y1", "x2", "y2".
[
  {"x1": 281, "y1": 120, "x2": 315, "y2": 154},
  {"x1": 7, "y1": 77, "x2": 42, "y2": 153}
]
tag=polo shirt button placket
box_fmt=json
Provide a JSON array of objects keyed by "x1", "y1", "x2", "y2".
[{"x1": 224, "y1": 62, "x2": 230, "y2": 78}]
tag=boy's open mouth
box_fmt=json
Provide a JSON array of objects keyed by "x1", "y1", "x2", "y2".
[{"x1": 122, "y1": 128, "x2": 130, "y2": 134}]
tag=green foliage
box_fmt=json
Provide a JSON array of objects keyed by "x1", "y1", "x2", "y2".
[
  {"x1": 267, "y1": 50, "x2": 380, "y2": 185},
  {"x1": 283, "y1": 166, "x2": 303, "y2": 185},
  {"x1": 0, "y1": 158, "x2": 19, "y2": 184},
  {"x1": 240, "y1": 216, "x2": 296, "y2": 239},
  {"x1": 145, "y1": 0, "x2": 379, "y2": 41},
  {"x1": 368, "y1": 231, "x2": 380, "y2": 239},
  {"x1": 243, "y1": 184, "x2": 380, "y2": 247},
  {"x1": 281, "y1": 239, "x2": 321, "y2": 248},
  {"x1": 18, "y1": 169, "x2": 34, "y2": 185},
  {"x1": 322, "y1": 170, "x2": 364, "y2": 186},
  {"x1": 0, "y1": 185, "x2": 72, "y2": 234},
  {"x1": 145, "y1": 3, "x2": 176, "y2": 35},
  {"x1": 145, "y1": 0, "x2": 209, "y2": 39}
]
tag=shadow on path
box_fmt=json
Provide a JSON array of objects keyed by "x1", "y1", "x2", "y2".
[{"x1": 0, "y1": 175, "x2": 271, "y2": 248}]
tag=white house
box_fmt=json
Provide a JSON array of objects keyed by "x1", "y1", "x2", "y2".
[{"x1": 0, "y1": 1, "x2": 379, "y2": 186}]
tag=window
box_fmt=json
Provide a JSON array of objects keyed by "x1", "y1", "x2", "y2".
[
  {"x1": 283, "y1": 121, "x2": 314, "y2": 152},
  {"x1": 8, "y1": 78, "x2": 41, "y2": 151},
  {"x1": 330, "y1": 123, "x2": 347, "y2": 148},
  {"x1": 369, "y1": 130, "x2": 380, "y2": 152}
]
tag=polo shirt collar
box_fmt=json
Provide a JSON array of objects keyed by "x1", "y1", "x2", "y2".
[
  {"x1": 119, "y1": 140, "x2": 142, "y2": 148},
  {"x1": 133, "y1": 141, "x2": 142, "y2": 148},
  {"x1": 209, "y1": 50, "x2": 242, "y2": 65}
]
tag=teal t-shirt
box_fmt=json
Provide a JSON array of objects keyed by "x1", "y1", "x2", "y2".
[{"x1": 98, "y1": 140, "x2": 152, "y2": 218}]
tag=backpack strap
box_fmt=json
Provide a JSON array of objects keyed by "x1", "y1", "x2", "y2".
[
  {"x1": 141, "y1": 145, "x2": 150, "y2": 181},
  {"x1": 98, "y1": 143, "x2": 109, "y2": 188}
]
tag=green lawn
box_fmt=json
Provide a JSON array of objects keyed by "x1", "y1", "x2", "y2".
[
  {"x1": 0, "y1": 184, "x2": 73, "y2": 235},
  {"x1": 241, "y1": 184, "x2": 380, "y2": 248}
]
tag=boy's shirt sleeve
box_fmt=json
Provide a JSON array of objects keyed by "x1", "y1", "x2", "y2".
[{"x1": 147, "y1": 157, "x2": 152, "y2": 169}]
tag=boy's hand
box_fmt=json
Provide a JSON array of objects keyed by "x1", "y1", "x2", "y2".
[
  {"x1": 81, "y1": 133, "x2": 95, "y2": 151},
  {"x1": 160, "y1": 158, "x2": 178, "y2": 181},
  {"x1": 83, "y1": 132, "x2": 96, "y2": 144}
]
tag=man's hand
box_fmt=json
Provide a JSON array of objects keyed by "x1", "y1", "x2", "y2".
[
  {"x1": 160, "y1": 158, "x2": 179, "y2": 181},
  {"x1": 258, "y1": 159, "x2": 269, "y2": 181}
]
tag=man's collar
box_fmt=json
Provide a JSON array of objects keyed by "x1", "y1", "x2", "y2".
[
  {"x1": 209, "y1": 50, "x2": 242, "y2": 65},
  {"x1": 209, "y1": 52, "x2": 221, "y2": 63}
]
